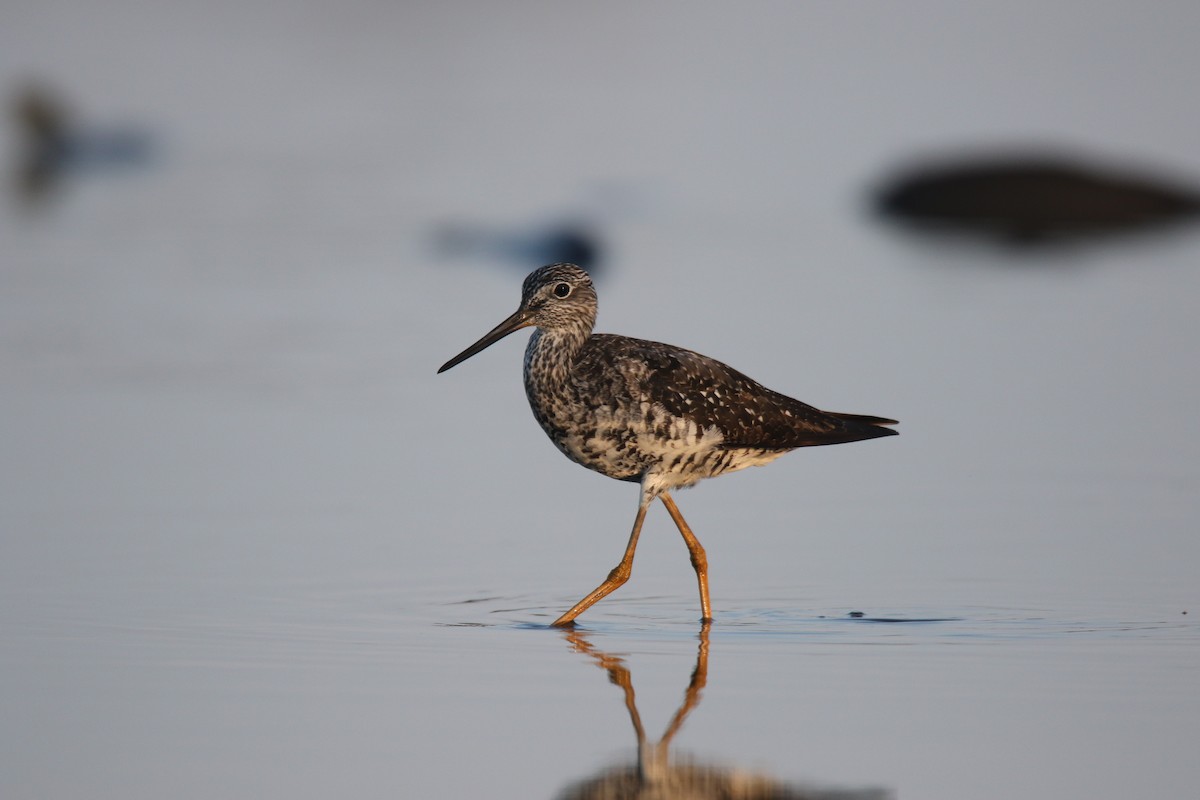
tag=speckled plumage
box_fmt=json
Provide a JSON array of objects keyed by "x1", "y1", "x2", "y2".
[{"x1": 439, "y1": 263, "x2": 897, "y2": 625}]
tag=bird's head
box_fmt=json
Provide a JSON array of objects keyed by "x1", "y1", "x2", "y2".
[{"x1": 438, "y1": 263, "x2": 597, "y2": 373}]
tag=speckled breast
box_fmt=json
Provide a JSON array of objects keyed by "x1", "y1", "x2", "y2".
[{"x1": 524, "y1": 381, "x2": 648, "y2": 482}]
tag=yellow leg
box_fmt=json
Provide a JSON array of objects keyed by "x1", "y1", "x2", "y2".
[
  {"x1": 552, "y1": 493, "x2": 651, "y2": 627},
  {"x1": 659, "y1": 492, "x2": 712, "y2": 622}
]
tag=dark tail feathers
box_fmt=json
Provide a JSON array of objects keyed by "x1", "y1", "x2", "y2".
[{"x1": 829, "y1": 411, "x2": 899, "y2": 440}]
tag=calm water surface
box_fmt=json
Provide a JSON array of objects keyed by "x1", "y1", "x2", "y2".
[{"x1": 3, "y1": 3, "x2": 1199, "y2": 799}]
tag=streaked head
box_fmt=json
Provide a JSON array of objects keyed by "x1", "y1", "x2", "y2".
[{"x1": 437, "y1": 263, "x2": 597, "y2": 373}]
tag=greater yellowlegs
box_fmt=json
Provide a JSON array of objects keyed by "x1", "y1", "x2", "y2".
[{"x1": 438, "y1": 263, "x2": 897, "y2": 625}]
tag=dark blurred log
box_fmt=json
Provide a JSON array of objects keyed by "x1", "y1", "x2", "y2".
[{"x1": 874, "y1": 152, "x2": 1200, "y2": 244}]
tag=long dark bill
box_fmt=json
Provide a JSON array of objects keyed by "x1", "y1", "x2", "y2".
[{"x1": 437, "y1": 308, "x2": 535, "y2": 373}]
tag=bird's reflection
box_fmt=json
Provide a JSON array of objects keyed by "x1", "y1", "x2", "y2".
[{"x1": 556, "y1": 624, "x2": 888, "y2": 800}]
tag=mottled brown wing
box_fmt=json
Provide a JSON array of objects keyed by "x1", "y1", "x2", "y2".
[{"x1": 579, "y1": 334, "x2": 896, "y2": 449}]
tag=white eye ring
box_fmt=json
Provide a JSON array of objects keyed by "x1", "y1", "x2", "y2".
[{"x1": 553, "y1": 282, "x2": 572, "y2": 298}]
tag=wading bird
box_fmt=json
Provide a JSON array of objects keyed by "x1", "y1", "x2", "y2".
[{"x1": 438, "y1": 264, "x2": 896, "y2": 625}]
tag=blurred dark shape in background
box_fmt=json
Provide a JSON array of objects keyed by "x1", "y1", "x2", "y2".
[
  {"x1": 872, "y1": 149, "x2": 1200, "y2": 246},
  {"x1": 556, "y1": 628, "x2": 889, "y2": 800},
  {"x1": 11, "y1": 82, "x2": 155, "y2": 208},
  {"x1": 434, "y1": 218, "x2": 605, "y2": 277}
]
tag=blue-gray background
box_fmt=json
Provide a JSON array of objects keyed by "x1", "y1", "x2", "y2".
[{"x1": 2, "y1": 3, "x2": 1197, "y2": 799}]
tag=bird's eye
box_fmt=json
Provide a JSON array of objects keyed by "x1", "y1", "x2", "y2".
[{"x1": 553, "y1": 282, "x2": 572, "y2": 298}]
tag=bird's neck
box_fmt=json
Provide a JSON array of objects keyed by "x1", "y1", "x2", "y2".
[{"x1": 524, "y1": 325, "x2": 589, "y2": 389}]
